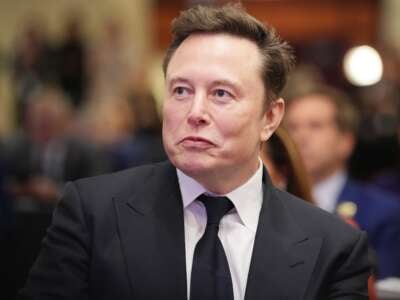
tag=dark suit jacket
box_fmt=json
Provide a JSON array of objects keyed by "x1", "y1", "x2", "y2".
[
  {"x1": 19, "y1": 161, "x2": 371, "y2": 299},
  {"x1": 338, "y1": 179, "x2": 400, "y2": 279}
]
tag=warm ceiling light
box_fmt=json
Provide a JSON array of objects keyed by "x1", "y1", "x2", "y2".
[{"x1": 343, "y1": 45, "x2": 383, "y2": 86}]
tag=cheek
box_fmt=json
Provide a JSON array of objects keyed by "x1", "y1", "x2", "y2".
[
  {"x1": 217, "y1": 116, "x2": 261, "y2": 148},
  {"x1": 323, "y1": 132, "x2": 340, "y2": 149},
  {"x1": 216, "y1": 117, "x2": 244, "y2": 140},
  {"x1": 308, "y1": 129, "x2": 332, "y2": 148},
  {"x1": 162, "y1": 108, "x2": 179, "y2": 144},
  {"x1": 163, "y1": 103, "x2": 183, "y2": 130}
]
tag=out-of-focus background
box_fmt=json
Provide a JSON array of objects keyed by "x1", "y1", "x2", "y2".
[{"x1": 0, "y1": 0, "x2": 399, "y2": 298}]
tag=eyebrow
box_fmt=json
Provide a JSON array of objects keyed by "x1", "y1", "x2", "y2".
[
  {"x1": 166, "y1": 77, "x2": 242, "y2": 96},
  {"x1": 212, "y1": 79, "x2": 239, "y2": 89},
  {"x1": 211, "y1": 79, "x2": 242, "y2": 96},
  {"x1": 166, "y1": 77, "x2": 191, "y2": 88}
]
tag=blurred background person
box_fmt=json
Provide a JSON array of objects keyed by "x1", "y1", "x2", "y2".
[
  {"x1": 3, "y1": 85, "x2": 106, "y2": 208},
  {"x1": 12, "y1": 20, "x2": 56, "y2": 125},
  {"x1": 78, "y1": 90, "x2": 166, "y2": 171},
  {"x1": 350, "y1": 46, "x2": 400, "y2": 200},
  {"x1": 285, "y1": 84, "x2": 400, "y2": 280},
  {"x1": 86, "y1": 18, "x2": 140, "y2": 103},
  {"x1": 56, "y1": 15, "x2": 88, "y2": 108},
  {"x1": 2, "y1": 85, "x2": 108, "y2": 296},
  {"x1": 78, "y1": 95, "x2": 135, "y2": 148},
  {"x1": 107, "y1": 91, "x2": 166, "y2": 171}
]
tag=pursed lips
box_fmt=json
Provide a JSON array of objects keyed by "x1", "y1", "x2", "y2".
[{"x1": 179, "y1": 136, "x2": 216, "y2": 149}]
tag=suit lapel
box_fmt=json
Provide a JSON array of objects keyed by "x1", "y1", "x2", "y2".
[
  {"x1": 113, "y1": 163, "x2": 187, "y2": 300},
  {"x1": 245, "y1": 173, "x2": 322, "y2": 300},
  {"x1": 112, "y1": 163, "x2": 322, "y2": 299}
]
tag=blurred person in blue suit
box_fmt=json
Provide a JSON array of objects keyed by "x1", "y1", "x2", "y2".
[{"x1": 285, "y1": 84, "x2": 400, "y2": 280}]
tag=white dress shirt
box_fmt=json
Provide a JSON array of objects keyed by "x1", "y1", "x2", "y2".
[
  {"x1": 177, "y1": 161, "x2": 264, "y2": 300},
  {"x1": 313, "y1": 170, "x2": 347, "y2": 213}
]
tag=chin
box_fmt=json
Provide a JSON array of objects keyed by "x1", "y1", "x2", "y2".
[{"x1": 171, "y1": 154, "x2": 214, "y2": 177}]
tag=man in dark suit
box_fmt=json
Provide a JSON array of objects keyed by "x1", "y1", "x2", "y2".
[
  {"x1": 19, "y1": 4, "x2": 371, "y2": 299},
  {"x1": 285, "y1": 84, "x2": 400, "y2": 280}
]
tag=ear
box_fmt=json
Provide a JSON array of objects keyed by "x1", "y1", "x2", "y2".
[{"x1": 260, "y1": 98, "x2": 285, "y2": 142}]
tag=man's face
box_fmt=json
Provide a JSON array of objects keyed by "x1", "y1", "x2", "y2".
[
  {"x1": 285, "y1": 95, "x2": 353, "y2": 182},
  {"x1": 162, "y1": 33, "x2": 281, "y2": 187}
]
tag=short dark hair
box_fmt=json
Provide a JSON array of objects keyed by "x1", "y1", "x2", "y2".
[
  {"x1": 287, "y1": 85, "x2": 360, "y2": 134},
  {"x1": 162, "y1": 3, "x2": 295, "y2": 103}
]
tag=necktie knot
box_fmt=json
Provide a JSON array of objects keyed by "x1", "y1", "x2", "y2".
[{"x1": 197, "y1": 194, "x2": 233, "y2": 225}]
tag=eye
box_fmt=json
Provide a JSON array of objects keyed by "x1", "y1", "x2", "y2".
[
  {"x1": 212, "y1": 89, "x2": 233, "y2": 103},
  {"x1": 214, "y1": 89, "x2": 230, "y2": 97},
  {"x1": 172, "y1": 86, "x2": 191, "y2": 98},
  {"x1": 174, "y1": 86, "x2": 186, "y2": 95}
]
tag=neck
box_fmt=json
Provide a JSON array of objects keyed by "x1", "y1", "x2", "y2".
[
  {"x1": 311, "y1": 166, "x2": 345, "y2": 185},
  {"x1": 193, "y1": 160, "x2": 260, "y2": 195}
]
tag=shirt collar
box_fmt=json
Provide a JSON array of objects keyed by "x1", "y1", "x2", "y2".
[
  {"x1": 176, "y1": 159, "x2": 264, "y2": 232},
  {"x1": 177, "y1": 168, "x2": 207, "y2": 209},
  {"x1": 313, "y1": 170, "x2": 347, "y2": 213}
]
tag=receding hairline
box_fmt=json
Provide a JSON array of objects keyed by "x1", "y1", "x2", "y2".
[
  {"x1": 165, "y1": 31, "x2": 264, "y2": 76},
  {"x1": 165, "y1": 32, "x2": 268, "y2": 110},
  {"x1": 163, "y1": 4, "x2": 295, "y2": 104}
]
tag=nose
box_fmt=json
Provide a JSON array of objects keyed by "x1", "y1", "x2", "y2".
[
  {"x1": 187, "y1": 92, "x2": 210, "y2": 127},
  {"x1": 290, "y1": 125, "x2": 309, "y2": 148}
]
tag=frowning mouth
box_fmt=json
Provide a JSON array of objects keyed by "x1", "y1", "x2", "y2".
[{"x1": 180, "y1": 136, "x2": 216, "y2": 148}]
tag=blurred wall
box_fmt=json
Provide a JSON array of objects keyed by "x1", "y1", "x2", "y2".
[
  {"x1": 0, "y1": 0, "x2": 152, "y2": 136},
  {"x1": 153, "y1": 0, "x2": 380, "y2": 50},
  {"x1": 381, "y1": 0, "x2": 400, "y2": 51}
]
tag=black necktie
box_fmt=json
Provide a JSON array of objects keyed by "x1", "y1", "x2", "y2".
[{"x1": 190, "y1": 194, "x2": 234, "y2": 300}]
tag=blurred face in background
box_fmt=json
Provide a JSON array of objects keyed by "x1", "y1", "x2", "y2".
[
  {"x1": 162, "y1": 33, "x2": 283, "y2": 192},
  {"x1": 25, "y1": 90, "x2": 71, "y2": 144},
  {"x1": 285, "y1": 95, "x2": 354, "y2": 183}
]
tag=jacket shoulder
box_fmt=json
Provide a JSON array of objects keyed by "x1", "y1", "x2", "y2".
[{"x1": 69, "y1": 161, "x2": 173, "y2": 208}]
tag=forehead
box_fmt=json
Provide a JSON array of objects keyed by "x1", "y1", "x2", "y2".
[
  {"x1": 288, "y1": 94, "x2": 337, "y2": 121},
  {"x1": 166, "y1": 33, "x2": 263, "y2": 84}
]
